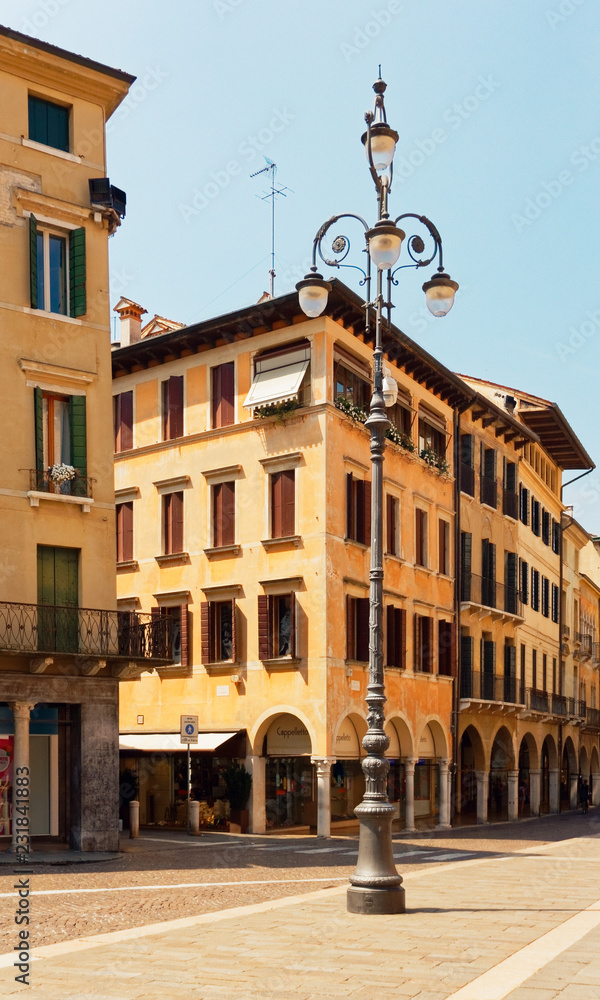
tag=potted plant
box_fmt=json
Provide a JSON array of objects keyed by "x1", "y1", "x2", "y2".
[{"x1": 223, "y1": 762, "x2": 252, "y2": 834}]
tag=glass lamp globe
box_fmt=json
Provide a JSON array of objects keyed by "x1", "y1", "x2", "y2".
[
  {"x1": 296, "y1": 270, "x2": 332, "y2": 318},
  {"x1": 361, "y1": 123, "x2": 399, "y2": 173},
  {"x1": 367, "y1": 223, "x2": 405, "y2": 271},
  {"x1": 422, "y1": 272, "x2": 459, "y2": 317}
]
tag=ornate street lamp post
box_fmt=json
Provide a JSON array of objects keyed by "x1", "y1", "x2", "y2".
[{"x1": 297, "y1": 78, "x2": 459, "y2": 915}]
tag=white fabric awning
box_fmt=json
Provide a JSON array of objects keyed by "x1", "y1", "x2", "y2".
[
  {"x1": 119, "y1": 731, "x2": 241, "y2": 752},
  {"x1": 243, "y1": 358, "x2": 309, "y2": 410}
]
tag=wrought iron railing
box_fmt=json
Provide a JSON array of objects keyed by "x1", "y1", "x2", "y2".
[
  {"x1": 0, "y1": 602, "x2": 172, "y2": 660},
  {"x1": 460, "y1": 463, "x2": 475, "y2": 497},
  {"x1": 581, "y1": 634, "x2": 593, "y2": 658},
  {"x1": 480, "y1": 476, "x2": 497, "y2": 509},
  {"x1": 460, "y1": 573, "x2": 522, "y2": 617},
  {"x1": 586, "y1": 707, "x2": 600, "y2": 729},
  {"x1": 552, "y1": 693, "x2": 569, "y2": 717},
  {"x1": 529, "y1": 688, "x2": 550, "y2": 713},
  {"x1": 502, "y1": 489, "x2": 518, "y2": 519},
  {"x1": 460, "y1": 668, "x2": 519, "y2": 704},
  {"x1": 29, "y1": 469, "x2": 93, "y2": 499}
]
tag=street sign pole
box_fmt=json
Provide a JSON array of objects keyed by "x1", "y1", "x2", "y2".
[
  {"x1": 187, "y1": 743, "x2": 191, "y2": 835},
  {"x1": 180, "y1": 715, "x2": 199, "y2": 838}
]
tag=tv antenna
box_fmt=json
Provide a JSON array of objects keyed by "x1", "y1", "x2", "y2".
[{"x1": 250, "y1": 158, "x2": 293, "y2": 298}]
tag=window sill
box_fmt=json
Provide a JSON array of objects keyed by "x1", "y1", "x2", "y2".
[
  {"x1": 345, "y1": 658, "x2": 368, "y2": 667},
  {"x1": 204, "y1": 544, "x2": 241, "y2": 559},
  {"x1": 27, "y1": 490, "x2": 92, "y2": 513},
  {"x1": 385, "y1": 552, "x2": 404, "y2": 563},
  {"x1": 203, "y1": 659, "x2": 240, "y2": 674},
  {"x1": 155, "y1": 552, "x2": 190, "y2": 566},
  {"x1": 23, "y1": 307, "x2": 84, "y2": 325},
  {"x1": 261, "y1": 535, "x2": 302, "y2": 551},
  {"x1": 117, "y1": 560, "x2": 139, "y2": 572},
  {"x1": 262, "y1": 656, "x2": 301, "y2": 670},
  {"x1": 22, "y1": 137, "x2": 82, "y2": 163},
  {"x1": 345, "y1": 538, "x2": 369, "y2": 550}
]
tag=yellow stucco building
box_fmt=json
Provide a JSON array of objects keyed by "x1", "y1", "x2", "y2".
[{"x1": 0, "y1": 27, "x2": 170, "y2": 852}]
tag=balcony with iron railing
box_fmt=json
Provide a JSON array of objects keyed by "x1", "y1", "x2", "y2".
[
  {"x1": 460, "y1": 668, "x2": 519, "y2": 705},
  {"x1": 502, "y1": 488, "x2": 518, "y2": 519},
  {"x1": 29, "y1": 469, "x2": 93, "y2": 498},
  {"x1": 581, "y1": 634, "x2": 593, "y2": 659},
  {"x1": 460, "y1": 573, "x2": 522, "y2": 619},
  {"x1": 586, "y1": 707, "x2": 600, "y2": 730},
  {"x1": 0, "y1": 602, "x2": 173, "y2": 664}
]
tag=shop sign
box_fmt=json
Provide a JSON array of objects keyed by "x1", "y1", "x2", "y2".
[
  {"x1": 335, "y1": 717, "x2": 361, "y2": 759},
  {"x1": 266, "y1": 714, "x2": 311, "y2": 756},
  {"x1": 417, "y1": 725, "x2": 435, "y2": 758}
]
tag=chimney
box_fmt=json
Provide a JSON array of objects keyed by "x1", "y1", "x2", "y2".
[{"x1": 113, "y1": 297, "x2": 147, "y2": 347}]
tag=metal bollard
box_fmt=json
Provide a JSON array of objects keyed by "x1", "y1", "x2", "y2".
[
  {"x1": 189, "y1": 800, "x2": 200, "y2": 835},
  {"x1": 129, "y1": 799, "x2": 140, "y2": 839}
]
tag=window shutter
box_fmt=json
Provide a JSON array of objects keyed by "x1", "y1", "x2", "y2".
[
  {"x1": 438, "y1": 620, "x2": 453, "y2": 676},
  {"x1": 356, "y1": 597, "x2": 370, "y2": 662},
  {"x1": 346, "y1": 595, "x2": 355, "y2": 660},
  {"x1": 461, "y1": 634, "x2": 473, "y2": 692},
  {"x1": 289, "y1": 592, "x2": 296, "y2": 657},
  {"x1": 399, "y1": 609, "x2": 407, "y2": 671},
  {"x1": 68, "y1": 227, "x2": 86, "y2": 317},
  {"x1": 117, "y1": 391, "x2": 133, "y2": 452},
  {"x1": 211, "y1": 365, "x2": 221, "y2": 428},
  {"x1": 172, "y1": 492, "x2": 184, "y2": 553},
  {"x1": 116, "y1": 504, "x2": 123, "y2": 562},
  {"x1": 220, "y1": 362, "x2": 235, "y2": 426},
  {"x1": 222, "y1": 481, "x2": 235, "y2": 546},
  {"x1": 180, "y1": 605, "x2": 189, "y2": 667},
  {"x1": 168, "y1": 376, "x2": 184, "y2": 439},
  {"x1": 271, "y1": 472, "x2": 282, "y2": 538},
  {"x1": 386, "y1": 604, "x2": 395, "y2": 666},
  {"x1": 414, "y1": 613, "x2": 419, "y2": 670},
  {"x1": 363, "y1": 480, "x2": 371, "y2": 546},
  {"x1": 69, "y1": 395, "x2": 87, "y2": 478},
  {"x1": 423, "y1": 617, "x2": 433, "y2": 673},
  {"x1": 258, "y1": 594, "x2": 270, "y2": 660},
  {"x1": 281, "y1": 469, "x2": 295, "y2": 537},
  {"x1": 122, "y1": 502, "x2": 133, "y2": 562},
  {"x1": 200, "y1": 602, "x2": 210, "y2": 664},
  {"x1": 230, "y1": 598, "x2": 237, "y2": 662},
  {"x1": 461, "y1": 531, "x2": 472, "y2": 575},
  {"x1": 34, "y1": 386, "x2": 44, "y2": 473},
  {"x1": 356, "y1": 480, "x2": 365, "y2": 544},
  {"x1": 386, "y1": 494, "x2": 395, "y2": 555},
  {"x1": 29, "y1": 214, "x2": 38, "y2": 309},
  {"x1": 346, "y1": 474, "x2": 353, "y2": 539}
]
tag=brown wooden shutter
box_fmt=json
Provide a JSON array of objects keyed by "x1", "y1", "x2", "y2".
[
  {"x1": 180, "y1": 605, "x2": 189, "y2": 667},
  {"x1": 346, "y1": 595, "x2": 354, "y2": 659},
  {"x1": 213, "y1": 483, "x2": 222, "y2": 547},
  {"x1": 200, "y1": 602, "x2": 210, "y2": 664},
  {"x1": 222, "y1": 481, "x2": 235, "y2": 546},
  {"x1": 162, "y1": 379, "x2": 169, "y2": 440},
  {"x1": 271, "y1": 473, "x2": 282, "y2": 538},
  {"x1": 289, "y1": 592, "x2": 296, "y2": 657},
  {"x1": 386, "y1": 495, "x2": 395, "y2": 555},
  {"x1": 171, "y1": 492, "x2": 184, "y2": 553},
  {"x1": 163, "y1": 494, "x2": 170, "y2": 553},
  {"x1": 230, "y1": 598, "x2": 237, "y2": 661},
  {"x1": 386, "y1": 604, "x2": 395, "y2": 666},
  {"x1": 116, "y1": 503, "x2": 123, "y2": 562},
  {"x1": 414, "y1": 613, "x2": 419, "y2": 671},
  {"x1": 438, "y1": 520, "x2": 446, "y2": 575},
  {"x1": 423, "y1": 617, "x2": 433, "y2": 673},
  {"x1": 399, "y1": 609, "x2": 407, "y2": 671},
  {"x1": 169, "y1": 376, "x2": 184, "y2": 439},
  {"x1": 220, "y1": 362, "x2": 235, "y2": 427},
  {"x1": 416, "y1": 510, "x2": 423, "y2": 565},
  {"x1": 115, "y1": 391, "x2": 133, "y2": 452},
  {"x1": 151, "y1": 606, "x2": 161, "y2": 658},
  {"x1": 346, "y1": 474, "x2": 354, "y2": 539},
  {"x1": 356, "y1": 597, "x2": 370, "y2": 662},
  {"x1": 281, "y1": 470, "x2": 295, "y2": 537},
  {"x1": 363, "y1": 480, "x2": 371, "y2": 546},
  {"x1": 211, "y1": 365, "x2": 221, "y2": 428},
  {"x1": 438, "y1": 620, "x2": 453, "y2": 676},
  {"x1": 258, "y1": 594, "x2": 270, "y2": 660},
  {"x1": 122, "y1": 502, "x2": 133, "y2": 562}
]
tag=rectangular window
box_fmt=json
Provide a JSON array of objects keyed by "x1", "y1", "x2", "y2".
[
  {"x1": 438, "y1": 620, "x2": 455, "y2": 676},
  {"x1": 415, "y1": 508, "x2": 428, "y2": 567},
  {"x1": 505, "y1": 551, "x2": 518, "y2": 614},
  {"x1": 531, "y1": 498, "x2": 541, "y2": 536},
  {"x1": 520, "y1": 558, "x2": 529, "y2": 605},
  {"x1": 335, "y1": 361, "x2": 371, "y2": 410},
  {"x1": 271, "y1": 469, "x2": 295, "y2": 538},
  {"x1": 542, "y1": 510, "x2": 550, "y2": 545},
  {"x1": 34, "y1": 388, "x2": 87, "y2": 494},
  {"x1": 347, "y1": 475, "x2": 370, "y2": 545},
  {"x1": 116, "y1": 502, "x2": 134, "y2": 563},
  {"x1": 414, "y1": 614, "x2": 433, "y2": 673},
  {"x1": 388, "y1": 399, "x2": 412, "y2": 438},
  {"x1": 438, "y1": 519, "x2": 450, "y2": 576},
  {"x1": 520, "y1": 644, "x2": 526, "y2": 704},
  {"x1": 520, "y1": 485, "x2": 529, "y2": 525},
  {"x1": 28, "y1": 94, "x2": 70, "y2": 151},
  {"x1": 346, "y1": 595, "x2": 369, "y2": 662},
  {"x1": 163, "y1": 491, "x2": 184, "y2": 554},
  {"x1": 386, "y1": 606, "x2": 406, "y2": 669},
  {"x1": 259, "y1": 593, "x2": 296, "y2": 659},
  {"x1": 155, "y1": 605, "x2": 188, "y2": 666},
  {"x1": 386, "y1": 494, "x2": 399, "y2": 556},
  {"x1": 211, "y1": 362, "x2": 235, "y2": 428},
  {"x1": 29, "y1": 215, "x2": 85, "y2": 317},
  {"x1": 213, "y1": 481, "x2": 235, "y2": 547},
  {"x1": 162, "y1": 375, "x2": 184, "y2": 440},
  {"x1": 480, "y1": 445, "x2": 497, "y2": 508},
  {"x1": 114, "y1": 391, "x2": 133, "y2": 453},
  {"x1": 460, "y1": 433, "x2": 475, "y2": 497},
  {"x1": 531, "y1": 568, "x2": 540, "y2": 612},
  {"x1": 542, "y1": 653, "x2": 547, "y2": 692},
  {"x1": 418, "y1": 416, "x2": 446, "y2": 460},
  {"x1": 460, "y1": 632, "x2": 474, "y2": 697},
  {"x1": 481, "y1": 538, "x2": 496, "y2": 608},
  {"x1": 503, "y1": 459, "x2": 518, "y2": 518},
  {"x1": 201, "y1": 599, "x2": 236, "y2": 663},
  {"x1": 481, "y1": 638, "x2": 495, "y2": 699},
  {"x1": 504, "y1": 643, "x2": 516, "y2": 703},
  {"x1": 541, "y1": 576, "x2": 550, "y2": 618},
  {"x1": 552, "y1": 519, "x2": 560, "y2": 554},
  {"x1": 551, "y1": 583, "x2": 559, "y2": 623},
  {"x1": 460, "y1": 531, "x2": 472, "y2": 601},
  {"x1": 532, "y1": 648, "x2": 537, "y2": 690},
  {"x1": 245, "y1": 342, "x2": 310, "y2": 412}
]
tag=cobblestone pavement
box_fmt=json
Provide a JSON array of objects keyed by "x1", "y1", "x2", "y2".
[{"x1": 0, "y1": 810, "x2": 598, "y2": 998}]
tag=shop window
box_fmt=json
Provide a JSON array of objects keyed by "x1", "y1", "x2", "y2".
[
  {"x1": 154, "y1": 605, "x2": 189, "y2": 666},
  {"x1": 114, "y1": 391, "x2": 133, "y2": 452},
  {"x1": 438, "y1": 620, "x2": 455, "y2": 676},
  {"x1": 386, "y1": 605, "x2": 406, "y2": 669},
  {"x1": 28, "y1": 94, "x2": 70, "y2": 151},
  {"x1": 271, "y1": 470, "x2": 295, "y2": 538},
  {"x1": 211, "y1": 362, "x2": 235, "y2": 428},
  {"x1": 116, "y1": 502, "x2": 133, "y2": 563},
  {"x1": 335, "y1": 360, "x2": 371, "y2": 410},
  {"x1": 347, "y1": 475, "x2": 370, "y2": 545},
  {"x1": 163, "y1": 491, "x2": 184, "y2": 554},
  {"x1": 33, "y1": 388, "x2": 87, "y2": 495},
  {"x1": 245, "y1": 341, "x2": 310, "y2": 413},
  {"x1": 29, "y1": 216, "x2": 85, "y2": 317},
  {"x1": 162, "y1": 376, "x2": 184, "y2": 440},
  {"x1": 414, "y1": 614, "x2": 433, "y2": 672},
  {"x1": 386, "y1": 494, "x2": 400, "y2": 556},
  {"x1": 213, "y1": 481, "x2": 235, "y2": 547},
  {"x1": 438, "y1": 519, "x2": 450, "y2": 576},
  {"x1": 346, "y1": 595, "x2": 369, "y2": 662},
  {"x1": 415, "y1": 508, "x2": 428, "y2": 567},
  {"x1": 258, "y1": 593, "x2": 296, "y2": 660},
  {"x1": 201, "y1": 599, "x2": 236, "y2": 663}
]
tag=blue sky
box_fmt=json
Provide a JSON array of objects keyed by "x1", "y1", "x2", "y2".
[{"x1": 5, "y1": 0, "x2": 600, "y2": 528}]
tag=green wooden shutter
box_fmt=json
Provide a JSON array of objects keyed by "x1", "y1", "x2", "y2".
[
  {"x1": 29, "y1": 214, "x2": 38, "y2": 309},
  {"x1": 34, "y1": 386, "x2": 44, "y2": 474},
  {"x1": 69, "y1": 395, "x2": 87, "y2": 478},
  {"x1": 69, "y1": 227, "x2": 86, "y2": 317}
]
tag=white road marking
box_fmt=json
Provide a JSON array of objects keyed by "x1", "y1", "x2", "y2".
[
  {"x1": 425, "y1": 852, "x2": 475, "y2": 861},
  {"x1": 295, "y1": 847, "x2": 345, "y2": 854},
  {"x1": 445, "y1": 896, "x2": 600, "y2": 1000},
  {"x1": 0, "y1": 875, "x2": 348, "y2": 900}
]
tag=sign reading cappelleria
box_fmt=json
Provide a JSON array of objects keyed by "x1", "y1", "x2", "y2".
[{"x1": 266, "y1": 714, "x2": 311, "y2": 756}]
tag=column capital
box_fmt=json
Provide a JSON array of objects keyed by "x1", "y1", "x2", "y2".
[
  {"x1": 475, "y1": 769, "x2": 489, "y2": 781},
  {"x1": 9, "y1": 702, "x2": 36, "y2": 720},
  {"x1": 311, "y1": 756, "x2": 336, "y2": 773},
  {"x1": 508, "y1": 769, "x2": 519, "y2": 779},
  {"x1": 404, "y1": 757, "x2": 417, "y2": 770},
  {"x1": 439, "y1": 758, "x2": 451, "y2": 772},
  {"x1": 529, "y1": 768, "x2": 541, "y2": 777}
]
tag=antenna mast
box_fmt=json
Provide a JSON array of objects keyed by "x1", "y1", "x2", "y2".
[{"x1": 250, "y1": 159, "x2": 292, "y2": 298}]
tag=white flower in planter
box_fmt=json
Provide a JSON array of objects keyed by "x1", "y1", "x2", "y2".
[{"x1": 50, "y1": 463, "x2": 76, "y2": 484}]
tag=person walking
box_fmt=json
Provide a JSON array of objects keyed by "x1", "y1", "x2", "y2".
[{"x1": 579, "y1": 779, "x2": 590, "y2": 814}]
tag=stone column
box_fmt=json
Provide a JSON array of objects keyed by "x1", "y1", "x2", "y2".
[
  {"x1": 403, "y1": 757, "x2": 416, "y2": 832},
  {"x1": 570, "y1": 773, "x2": 579, "y2": 811},
  {"x1": 437, "y1": 759, "x2": 451, "y2": 829},
  {"x1": 129, "y1": 800, "x2": 140, "y2": 838},
  {"x1": 549, "y1": 768, "x2": 560, "y2": 813},
  {"x1": 245, "y1": 755, "x2": 266, "y2": 835},
  {"x1": 9, "y1": 702, "x2": 35, "y2": 853},
  {"x1": 70, "y1": 697, "x2": 120, "y2": 852},
  {"x1": 311, "y1": 757, "x2": 336, "y2": 838},
  {"x1": 475, "y1": 770, "x2": 489, "y2": 825},
  {"x1": 529, "y1": 769, "x2": 541, "y2": 816},
  {"x1": 507, "y1": 769, "x2": 519, "y2": 822}
]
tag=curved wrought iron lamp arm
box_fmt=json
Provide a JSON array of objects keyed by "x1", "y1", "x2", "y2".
[
  {"x1": 311, "y1": 212, "x2": 371, "y2": 283},
  {"x1": 390, "y1": 213, "x2": 445, "y2": 281}
]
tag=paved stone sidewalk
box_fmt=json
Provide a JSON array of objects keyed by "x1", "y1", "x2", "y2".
[{"x1": 0, "y1": 835, "x2": 598, "y2": 999}]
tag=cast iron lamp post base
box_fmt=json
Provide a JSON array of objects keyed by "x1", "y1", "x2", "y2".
[{"x1": 347, "y1": 800, "x2": 405, "y2": 914}]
